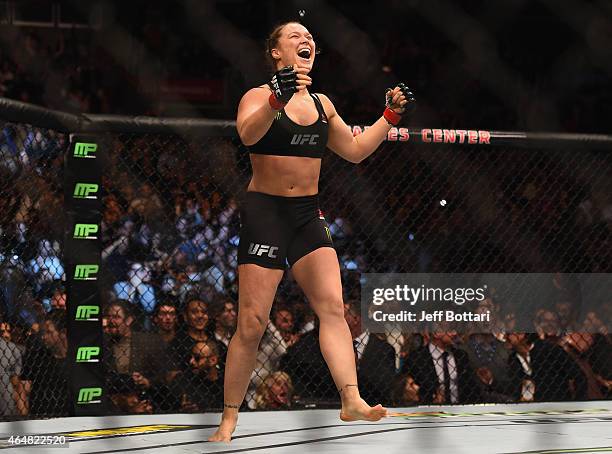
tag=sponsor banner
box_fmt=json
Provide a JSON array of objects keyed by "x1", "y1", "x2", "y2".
[
  {"x1": 65, "y1": 213, "x2": 101, "y2": 260},
  {"x1": 349, "y1": 126, "x2": 493, "y2": 144},
  {"x1": 361, "y1": 273, "x2": 612, "y2": 334},
  {"x1": 66, "y1": 180, "x2": 102, "y2": 211},
  {"x1": 65, "y1": 135, "x2": 105, "y2": 416}
]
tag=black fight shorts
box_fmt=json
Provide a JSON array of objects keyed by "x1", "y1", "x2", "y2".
[{"x1": 238, "y1": 192, "x2": 334, "y2": 270}]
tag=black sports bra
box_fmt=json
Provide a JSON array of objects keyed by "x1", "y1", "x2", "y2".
[{"x1": 247, "y1": 92, "x2": 329, "y2": 159}]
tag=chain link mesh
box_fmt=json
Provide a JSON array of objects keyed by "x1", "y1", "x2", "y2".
[{"x1": 0, "y1": 122, "x2": 611, "y2": 419}]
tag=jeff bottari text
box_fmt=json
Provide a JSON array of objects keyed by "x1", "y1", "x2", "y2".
[{"x1": 371, "y1": 310, "x2": 490, "y2": 322}]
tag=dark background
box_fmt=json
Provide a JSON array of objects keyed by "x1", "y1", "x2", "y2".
[{"x1": 0, "y1": 0, "x2": 610, "y2": 132}]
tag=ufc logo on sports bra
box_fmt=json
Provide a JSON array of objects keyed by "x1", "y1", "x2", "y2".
[
  {"x1": 248, "y1": 243, "x2": 279, "y2": 258},
  {"x1": 291, "y1": 134, "x2": 319, "y2": 145}
]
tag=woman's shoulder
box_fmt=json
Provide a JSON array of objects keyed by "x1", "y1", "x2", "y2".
[
  {"x1": 239, "y1": 85, "x2": 271, "y2": 106},
  {"x1": 312, "y1": 92, "x2": 336, "y2": 117}
]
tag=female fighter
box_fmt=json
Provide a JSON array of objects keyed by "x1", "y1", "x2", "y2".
[{"x1": 209, "y1": 20, "x2": 415, "y2": 442}]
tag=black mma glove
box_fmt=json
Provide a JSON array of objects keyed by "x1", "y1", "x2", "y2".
[
  {"x1": 384, "y1": 83, "x2": 416, "y2": 125},
  {"x1": 268, "y1": 65, "x2": 299, "y2": 109}
]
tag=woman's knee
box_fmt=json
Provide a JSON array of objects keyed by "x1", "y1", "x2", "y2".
[
  {"x1": 236, "y1": 309, "x2": 268, "y2": 343},
  {"x1": 313, "y1": 296, "x2": 345, "y2": 322}
]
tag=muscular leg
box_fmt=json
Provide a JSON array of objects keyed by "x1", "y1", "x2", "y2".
[
  {"x1": 291, "y1": 248, "x2": 387, "y2": 422},
  {"x1": 208, "y1": 264, "x2": 284, "y2": 442}
]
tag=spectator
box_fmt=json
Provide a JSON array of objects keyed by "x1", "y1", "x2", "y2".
[
  {"x1": 344, "y1": 301, "x2": 396, "y2": 405},
  {"x1": 0, "y1": 319, "x2": 23, "y2": 416},
  {"x1": 559, "y1": 332, "x2": 605, "y2": 399},
  {"x1": 392, "y1": 374, "x2": 421, "y2": 407},
  {"x1": 253, "y1": 371, "x2": 294, "y2": 410},
  {"x1": 507, "y1": 332, "x2": 587, "y2": 402},
  {"x1": 280, "y1": 322, "x2": 336, "y2": 403},
  {"x1": 48, "y1": 285, "x2": 66, "y2": 312},
  {"x1": 248, "y1": 305, "x2": 300, "y2": 408},
  {"x1": 464, "y1": 329, "x2": 514, "y2": 403},
  {"x1": 211, "y1": 296, "x2": 237, "y2": 348},
  {"x1": 401, "y1": 322, "x2": 481, "y2": 405},
  {"x1": 27, "y1": 239, "x2": 64, "y2": 293},
  {"x1": 112, "y1": 262, "x2": 157, "y2": 320},
  {"x1": 103, "y1": 299, "x2": 168, "y2": 390},
  {"x1": 152, "y1": 299, "x2": 178, "y2": 344},
  {"x1": 168, "y1": 297, "x2": 227, "y2": 378},
  {"x1": 171, "y1": 340, "x2": 224, "y2": 412},
  {"x1": 18, "y1": 310, "x2": 70, "y2": 416},
  {"x1": 534, "y1": 309, "x2": 562, "y2": 343},
  {"x1": 108, "y1": 374, "x2": 153, "y2": 415}
]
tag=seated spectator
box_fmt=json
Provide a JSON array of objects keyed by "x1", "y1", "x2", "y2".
[
  {"x1": 108, "y1": 374, "x2": 153, "y2": 415},
  {"x1": 27, "y1": 239, "x2": 64, "y2": 292},
  {"x1": 534, "y1": 309, "x2": 562, "y2": 344},
  {"x1": 392, "y1": 374, "x2": 421, "y2": 407},
  {"x1": 171, "y1": 340, "x2": 224, "y2": 412},
  {"x1": 19, "y1": 310, "x2": 70, "y2": 416},
  {"x1": 464, "y1": 331, "x2": 514, "y2": 403},
  {"x1": 555, "y1": 301, "x2": 580, "y2": 333},
  {"x1": 49, "y1": 285, "x2": 66, "y2": 311},
  {"x1": 401, "y1": 321, "x2": 481, "y2": 405},
  {"x1": 152, "y1": 299, "x2": 178, "y2": 344},
  {"x1": 0, "y1": 319, "x2": 24, "y2": 416},
  {"x1": 248, "y1": 305, "x2": 300, "y2": 408},
  {"x1": 253, "y1": 371, "x2": 294, "y2": 410},
  {"x1": 559, "y1": 332, "x2": 605, "y2": 399},
  {"x1": 112, "y1": 263, "x2": 157, "y2": 322},
  {"x1": 103, "y1": 299, "x2": 168, "y2": 390},
  {"x1": 398, "y1": 333, "x2": 425, "y2": 372},
  {"x1": 280, "y1": 321, "x2": 336, "y2": 403},
  {"x1": 210, "y1": 296, "x2": 237, "y2": 348},
  {"x1": 507, "y1": 332, "x2": 587, "y2": 402},
  {"x1": 168, "y1": 297, "x2": 227, "y2": 379},
  {"x1": 344, "y1": 301, "x2": 395, "y2": 405},
  {"x1": 589, "y1": 333, "x2": 612, "y2": 398}
]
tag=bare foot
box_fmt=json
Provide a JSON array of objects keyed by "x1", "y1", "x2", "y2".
[
  {"x1": 208, "y1": 417, "x2": 237, "y2": 443},
  {"x1": 340, "y1": 397, "x2": 387, "y2": 422}
]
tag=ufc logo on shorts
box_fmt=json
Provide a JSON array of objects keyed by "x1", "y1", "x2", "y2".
[
  {"x1": 248, "y1": 243, "x2": 279, "y2": 258},
  {"x1": 291, "y1": 134, "x2": 319, "y2": 145}
]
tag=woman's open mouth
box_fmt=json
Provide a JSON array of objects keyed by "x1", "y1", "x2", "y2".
[{"x1": 297, "y1": 48, "x2": 311, "y2": 63}]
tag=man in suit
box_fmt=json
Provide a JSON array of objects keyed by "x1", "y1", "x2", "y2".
[
  {"x1": 344, "y1": 301, "x2": 396, "y2": 405},
  {"x1": 104, "y1": 299, "x2": 168, "y2": 390},
  {"x1": 401, "y1": 321, "x2": 481, "y2": 404},
  {"x1": 507, "y1": 332, "x2": 587, "y2": 402},
  {"x1": 279, "y1": 323, "x2": 336, "y2": 403}
]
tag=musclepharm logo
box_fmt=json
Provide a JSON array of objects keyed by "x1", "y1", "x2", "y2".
[
  {"x1": 291, "y1": 134, "x2": 319, "y2": 145},
  {"x1": 248, "y1": 243, "x2": 279, "y2": 258},
  {"x1": 73, "y1": 223, "x2": 99, "y2": 240},
  {"x1": 78, "y1": 387, "x2": 102, "y2": 404},
  {"x1": 74, "y1": 264, "x2": 99, "y2": 280},
  {"x1": 75, "y1": 305, "x2": 99, "y2": 321},
  {"x1": 324, "y1": 226, "x2": 332, "y2": 241},
  {"x1": 76, "y1": 346, "x2": 100, "y2": 363},
  {"x1": 73, "y1": 183, "x2": 99, "y2": 199},
  {"x1": 74, "y1": 142, "x2": 97, "y2": 158}
]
